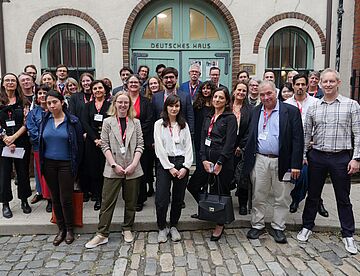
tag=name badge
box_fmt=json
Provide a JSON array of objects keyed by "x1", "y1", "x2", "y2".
[
  {"x1": 120, "y1": 147, "x2": 126, "y2": 154},
  {"x1": 6, "y1": 120, "x2": 15, "y2": 127},
  {"x1": 94, "y1": 114, "x2": 103, "y2": 122},
  {"x1": 205, "y1": 137, "x2": 211, "y2": 146},
  {"x1": 259, "y1": 131, "x2": 268, "y2": 140}
]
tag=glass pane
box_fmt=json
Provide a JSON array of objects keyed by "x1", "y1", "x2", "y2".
[
  {"x1": 157, "y1": 9, "x2": 172, "y2": 39},
  {"x1": 143, "y1": 17, "x2": 156, "y2": 39},
  {"x1": 47, "y1": 32, "x2": 61, "y2": 67},
  {"x1": 190, "y1": 9, "x2": 205, "y2": 40},
  {"x1": 267, "y1": 33, "x2": 280, "y2": 68},
  {"x1": 281, "y1": 31, "x2": 290, "y2": 68},
  {"x1": 61, "y1": 28, "x2": 76, "y2": 66},
  {"x1": 295, "y1": 35, "x2": 307, "y2": 68},
  {"x1": 206, "y1": 17, "x2": 219, "y2": 39},
  {"x1": 77, "y1": 31, "x2": 92, "y2": 67}
]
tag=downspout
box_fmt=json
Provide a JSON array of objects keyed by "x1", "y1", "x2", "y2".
[
  {"x1": 0, "y1": 1, "x2": 7, "y2": 75},
  {"x1": 335, "y1": 0, "x2": 344, "y2": 71},
  {"x1": 325, "y1": 0, "x2": 332, "y2": 68}
]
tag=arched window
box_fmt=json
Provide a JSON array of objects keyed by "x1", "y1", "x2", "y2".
[
  {"x1": 266, "y1": 27, "x2": 314, "y2": 87},
  {"x1": 143, "y1": 9, "x2": 173, "y2": 39},
  {"x1": 190, "y1": 9, "x2": 219, "y2": 40},
  {"x1": 41, "y1": 24, "x2": 95, "y2": 79}
]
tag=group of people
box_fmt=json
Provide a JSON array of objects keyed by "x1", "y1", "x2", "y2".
[{"x1": 0, "y1": 63, "x2": 359, "y2": 255}]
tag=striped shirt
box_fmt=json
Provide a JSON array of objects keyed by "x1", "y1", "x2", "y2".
[{"x1": 304, "y1": 94, "x2": 360, "y2": 159}]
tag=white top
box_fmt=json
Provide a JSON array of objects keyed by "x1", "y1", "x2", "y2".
[
  {"x1": 285, "y1": 94, "x2": 318, "y2": 126},
  {"x1": 154, "y1": 119, "x2": 193, "y2": 170}
]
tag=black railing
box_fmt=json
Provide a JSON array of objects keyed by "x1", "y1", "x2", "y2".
[{"x1": 350, "y1": 69, "x2": 360, "y2": 103}]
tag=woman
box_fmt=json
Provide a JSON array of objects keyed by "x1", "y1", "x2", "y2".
[
  {"x1": 0, "y1": 73, "x2": 32, "y2": 218},
  {"x1": 279, "y1": 82, "x2": 294, "y2": 101},
  {"x1": 154, "y1": 94, "x2": 193, "y2": 243},
  {"x1": 40, "y1": 72, "x2": 56, "y2": 90},
  {"x1": 144, "y1": 76, "x2": 163, "y2": 100},
  {"x1": 64, "y1": 78, "x2": 80, "y2": 101},
  {"x1": 85, "y1": 91, "x2": 144, "y2": 248},
  {"x1": 102, "y1": 77, "x2": 113, "y2": 99},
  {"x1": 81, "y1": 80, "x2": 111, "y2": 210},
  {"x1": 26, "y1": 84, "x2": 52, "y2": 212},
  {"x1": 39, "y1": 90, "x2": 83, "y2": 246},
  {"x1": 200, "y1": 87, "x2": 237, "y2": 241},
  {"x1": 126, "y1": 74, "x2": 154, "y2": 211},
  {"x1": 231, "y1": 81, "x2": 253, "y2": 215}
]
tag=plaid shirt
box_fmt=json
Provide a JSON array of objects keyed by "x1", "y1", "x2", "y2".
[{"x1": 304, "y1": 94, "x2": 360, "y2": 159}]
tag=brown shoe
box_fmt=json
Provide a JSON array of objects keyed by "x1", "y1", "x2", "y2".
[
  {"x1": 30, "y1": 194, "x2": 43, "y2": 204},
  {"x1": 65, "y1": 230, "x2": 75, "y2": 244},
  {"x1": 53, "y1": 230, "x2": 66, "y2": 246}
]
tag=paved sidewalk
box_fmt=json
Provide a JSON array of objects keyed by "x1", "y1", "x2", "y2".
[{"x1": 1, "y1": 178, "x2": 360, "y2": 236}]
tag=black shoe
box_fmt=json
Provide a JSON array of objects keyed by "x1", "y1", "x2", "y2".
[
  {"x1": 136, "y1": 203, "x2": 143, "y2": 212},
  {"x1": 318, "y1": 202, "x2": 329, "y2": 217},
  {"x1": 94, "y1": 200, "x2": 101, "y2": 211},
  {"x1": 2, "y1": 203, "x2": 12, "y2": 219},
  {"x1": 147, "y1": 187, "x2": 154, "y2": 197},
  {"x1": 83, "y1": 193, "x2": 90, "y2": 202},
  {"x1": 191, "y1": 213, "x2": 199, "y2": 219},
  {"x1": 53, "y1": 230, "x2": 66, "y2": 246},
  {"x1": 46, "y1": 200, "x2": 52, "y2": 213},
  {"x1": 90, "y1": 195, "x2": 96, "y2": 202},
  {"x1": 65, "y1": 230, "x2": 75, "y2": 245},
  {"x1": 269, "y1": 228, "x2": 287, "y2": 244},
  {"x1": 30, "y1": 193, "x2": 43, "y2": 204},
  {"x1": 210, "y1": 226, "x2": 225, "y2": 241},
  {"x1": 247, "y1": 228, "x2": 266, "y2": 239},
  {"x1": 181, "y1": 202, "x2": 186, "y2": 209},
  {"x1": 289, "y1": 201, "x2": 299, "y2": 213},
  {"x1": 21, "y1": 200, "x2": 32, "y2": 214},
  {"x1": 239, "y1": 205, "x2": 248, "y2": 216}
]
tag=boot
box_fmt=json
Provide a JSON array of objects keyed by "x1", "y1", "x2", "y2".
[
  {"x1": 21, "y1": 200, "x2": 32, "y2": 214},
  {"x1": 2, "y1": 203, "x2": 13, "y2": 218}
]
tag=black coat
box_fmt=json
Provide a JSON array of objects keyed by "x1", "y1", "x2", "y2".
[
  {"x1": 243, "y1": 101, "x2": 304, "y2": 181},
  {"x1": 137, "y1": 95, "x2": 154, "y2": 147},
  {"x1": 235, "y1": 103, "x2": 254, "y2": 150},
  {"x1": 68, "y1": 91, "x2": 91, "y2": 121}
]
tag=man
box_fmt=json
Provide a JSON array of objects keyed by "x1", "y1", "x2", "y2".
[
  {"x1": 244, "y1": 80, "x2": 304, "y2": 244},
  {"x1": 237, "y1": 70, "x2": 250, "y2": 83},
  {"x1": 24, "y1": 64, "x2": 38, "y2": 84},
  {"x1": 248, "y1": 78, "x2": 261, "y2": 106},
  {"x1": 209, "y1": 67, "x2": 228, "y2": 91},
  {"x1": 263, "y1": 69, "x2": 279, "y2": 94},
  {"x1": 285, "y1": 73, "x2": 328, "y2": 216},
  {"x1": 18, "y1": 72, "x2": 35, "y2": 103},
  {"x1": 179, "y1": 64, "x2": 202, "y2": 101},
  {"x1": 297, "y1": 69, "x2": 360, "y2": 254},
  {"x1": 156, "y1": 64, "x2": 166, "y2": 79},
  {"x1": 307, "y1": 71, "x2": 324, "y2": 99},
  {"x1": 286, "y1": 70, "x2": 299, "y2": 83},
  {"x1": 138, "y1": 65, "x2": 150, "y2": 90},
  {"x1": 55, "y1": 64, "x2": 69, "y2": 94},
  {"x1": 152, "y1": 67, "x2": 194, "y2": 133},
  {"x1": 113, "y1": 67, "x2": 133, "y2": 95}
]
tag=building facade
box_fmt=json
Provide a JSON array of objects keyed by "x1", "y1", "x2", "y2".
[{"x1": 0, "y1": 0, "x2": 356, "y2": 95}]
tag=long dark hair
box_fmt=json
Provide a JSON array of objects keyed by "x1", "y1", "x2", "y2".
[
  {"x1": 45, "y1": 90, "x2": 68, "y2": 110},
  {"x1": 193, "y1": 80, "x2": 216, "y2": 109},
  {"x1": 231, "y1": 81, "x2": 250, "y2": 107},
  {"x1": 211, "y1": 87, "x2": 232, "y2": 113},
  {"x1": 161, "y1": 94, "x2": 186, "y2": 129},
  {"x1": 0, "y1": 73, "x2": 29, "y2": 107},
  {"x1": 278, "y1": 82, "x2": 294, "y2": 101}
]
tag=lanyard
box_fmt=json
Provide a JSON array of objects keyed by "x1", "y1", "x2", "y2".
[
  {"x1": 295, "y1": 100, "x2": 303, "y2": 114},
  {"x1": 95, "y1": 100, "x2": 104, "y2": 113},
  {"x1": 263, "y1": 110, "x2": 272, "y2": 130},
  {"x1": 189, "y1": 81, "x2": 199, "y2": 98},
  {"x1": 7, "y1": 111, "x2": 12, "y2": 120},
  {"x1": 117, "y1": 116, "x2": 128, "y2": 142},
  {"x1": 207, "y1": 115, "x2": 218, "y2": 137},
  {"x1": 84, "y1": 94, "x2": 93, "y2": 104}
]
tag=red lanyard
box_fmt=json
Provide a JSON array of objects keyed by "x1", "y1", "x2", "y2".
[
  {"x1": 117, "y1": 116, "x2": 128, "y2": 141},
  {"x1": 263, "y1": 110, "x2": 272, "y2": 130},
  {"x1": 313, "y1": 88, "x2": 318, "y2": 97},
  {"x1": 189, "y1": 81, "x2": 199, "y2": 98},
  {"x1": 295, "y1": 100, "x2": 303, "y2": 114},
  {"x1": 95, "y1": 100, "x2": 104, "y2": 113},
  {"x1": 7, "y1": 111, "x2": 12, "y2": 119},
  {"x1": 207, "y1": 115, "x2": 218, "y2": 137},
  {"x1": 84, "y1": 94, "x2": 93, "y2": 104}
]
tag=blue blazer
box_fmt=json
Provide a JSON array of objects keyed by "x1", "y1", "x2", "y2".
[
  {"x1": 243, "y1": 101, "x2": 304, "y2": 181},
  {"x1": 152, "y1": 89, "x2": 194, "y2": 134}
]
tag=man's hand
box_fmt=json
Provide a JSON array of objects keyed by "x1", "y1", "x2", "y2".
[
  {"x1": 348, "y1": 160, "x2": 360, "y2": 175},
  {"x1": 291, "y1": 169, "x2": 301, "y2": 180}
]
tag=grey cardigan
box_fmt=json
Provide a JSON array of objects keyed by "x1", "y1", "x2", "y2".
[{"x1": 101, "y1": 116, "x2": 144, "y2": 179}]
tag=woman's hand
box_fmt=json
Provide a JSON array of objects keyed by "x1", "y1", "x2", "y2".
[
  {"x1": 3, "y1": 135, "x2": 16, "y2": 146},
  {"x1": 177, "y1": 168, "x2": 187, "y2": 179},
  {"x1": 94, "y1": 139, "x2": 102, "y2": 147},
  {"x1": 235, "y1": 147, "x2": 242, "y2": 157},
  {"x1": 202, "y1": 161, "x2": 213, "y2": 173},
  {"x1": 9, "y1": 144, "x2": 16, "y2": 153},
  {"x1": 213, "y1": 163, "x2": 222, "y2": 175},
  {"x1": 169, "y1": 168, "x2": 179, "y2": 177},
  {"x1": 124, "y1": 163, "x2": 136, "y2": 176},
  {"x1": 113, "y1": 164, "x2": 125, "y2": 176}
]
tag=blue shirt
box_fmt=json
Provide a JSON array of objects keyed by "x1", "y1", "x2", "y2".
[
  {"x1": 257, "y1": 100, "x2": 280, "y2": 155},
  {"x1": 43, "y1": 115, "x2": 71, "y2": 160}
]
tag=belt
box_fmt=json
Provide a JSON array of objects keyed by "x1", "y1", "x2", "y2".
[{"x1": 258, "y1": 153, "x2": 278, "y2": 158}]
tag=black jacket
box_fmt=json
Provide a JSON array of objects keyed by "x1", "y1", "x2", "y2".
[
  {"x1": 235, "y1": 103, "x2": 254, "y2": 150},
  {"x1": 243, "y1": 101, "x2": 304, "y2": 181},
  {"x1": 138, "y1": 95, "x2": 154, "y2": 147}
]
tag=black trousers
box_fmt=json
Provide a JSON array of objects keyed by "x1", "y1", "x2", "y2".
[
  {"x1": 43, "y1": 159, "x2": 75, "y2": 231},
  {"x1": 302, "y1": 150, "x2": 355, "y2": 237},
  {"x1": 0, "y1": 147, "x2": 31, "y2": 203},
  {"x1": 137, "y1": 147, "x2": 154, "y2": 205},
  {"x1": 155, "y1": 156, "x2": 188, "y2": 229}
]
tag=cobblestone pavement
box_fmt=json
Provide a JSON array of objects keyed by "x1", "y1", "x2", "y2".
[{"x1": 1, "y1": 229, "x2": 360, "y2": 276}]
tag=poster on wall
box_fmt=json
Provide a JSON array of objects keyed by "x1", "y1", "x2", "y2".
[{"x1": 205, "y1": 60, "x2": 219, "y2": 79}]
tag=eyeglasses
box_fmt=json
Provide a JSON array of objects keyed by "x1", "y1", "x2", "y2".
[{"x1": 163, "y1": 75, "x2": 176, "y2": 80}]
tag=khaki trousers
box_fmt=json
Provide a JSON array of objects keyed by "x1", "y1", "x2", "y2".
[
  {"x1": 97, "y1": 177, "x2": 140, "y2": 237},
  {"x1": 250, "y1": 154, "x2": 292, "y2": 231}
]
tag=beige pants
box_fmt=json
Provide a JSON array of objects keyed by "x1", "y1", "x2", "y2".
[{"x1": 250, "y1": 154, "x2": 292, "y2": 231}]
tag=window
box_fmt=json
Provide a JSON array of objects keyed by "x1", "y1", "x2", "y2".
[
  {"x1": 266, "y1": 27, "x2": 314, "y2": 87},
  {"x1": 143, "y1": 9, "x2": 173, "y2": 39},
  {"x1": 190, "y1": 9, "x2": 219, "y2": 40},
  {"x1": 41, "y1": 24, "x2": 95, "y2": 79}
]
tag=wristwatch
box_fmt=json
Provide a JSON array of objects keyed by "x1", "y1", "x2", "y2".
[
  {"x1": 111, "y1": 164, "x2": 116, "y2": 168},
  {"x1": 354, "y1": 158, "x2": 360, "y2": 162}
]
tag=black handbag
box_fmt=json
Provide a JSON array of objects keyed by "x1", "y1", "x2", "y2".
[{"x1": 198, "y1": 175, "x2": 235, "y2": 224}]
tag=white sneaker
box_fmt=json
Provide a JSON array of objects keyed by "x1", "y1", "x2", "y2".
[
  {"x1": 158, "y1": 228, "x2": 169, "y2": 243},
  {"x1": 170, "y1": 227, "x2": 181, "y2": 242},
  {"x1": 85, "y1": 234, "x2": 108, "y2": 249},
  {"x1": 122, "y1": 230, "x2": 134, "y2": 243},
  {"x1": 343, "y1": 237, "x2": 358, "y2": 254},
  {"x1": 297, "y1": 228, "x2": 312, "y2": 242}
]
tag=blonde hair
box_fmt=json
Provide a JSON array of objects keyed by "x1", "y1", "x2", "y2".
[
  {"x1": 145, "y1": 76, "x2": 163, "y2": 100},
  {"x1": 107, "y1": 91, "x2": 135, "y2": 119}
]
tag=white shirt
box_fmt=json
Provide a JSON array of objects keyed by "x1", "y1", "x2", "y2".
[
  {"x1": 154, "y1": 119, "x2": 193, "y2": 170},
  {"x1": 285, "y1": 94, "x2": 318, "y2": 126}
]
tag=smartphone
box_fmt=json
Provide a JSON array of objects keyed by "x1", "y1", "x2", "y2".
[{"x1": 209, "y1": 162, "x2": 214, "y2": 173}]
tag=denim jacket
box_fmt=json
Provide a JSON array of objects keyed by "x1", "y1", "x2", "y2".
[{"x1": 26, "y1": 105, "x2": 46, "y2": 151}]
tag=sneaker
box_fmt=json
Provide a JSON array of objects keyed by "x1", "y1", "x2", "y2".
[
  {"x1": 122, "y1": 231, "x2": 134, "y2": 243},
  {"x1": 85, "y1": 234, "x2": 108, "y2": 249},
  {"x1": 158, "y1": 228, "x2": 169, "y2": 243},
  {"x1": 169, "y1": 227, "x2": 181, "y2": 242},
  {"x1": 297, "y1": 228, "x2": 312, "y2": 242},
  {"x1": 343, "y1": 237, "x2": 358, "y2": 254}
]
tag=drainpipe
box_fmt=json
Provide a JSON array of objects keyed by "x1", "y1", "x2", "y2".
[
  {"x1": 0, "y1": 1, "x2": 7, "y2": 75},
  {"x1": 325, "y1": 0, "x2": 332, "y2": 68},
  {"x1": 335, "y1": 0, "x2": 344, "y2": 71}
]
